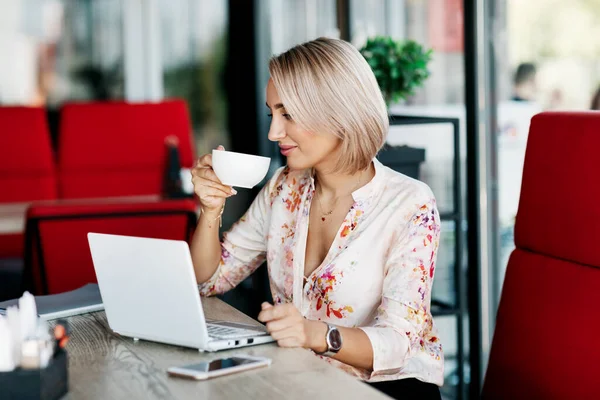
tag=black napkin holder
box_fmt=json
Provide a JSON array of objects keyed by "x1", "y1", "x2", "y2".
[{"x1": 0, "y1": 349, "x2": 68, "y2": 400}]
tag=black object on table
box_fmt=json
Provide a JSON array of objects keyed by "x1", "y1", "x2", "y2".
[{"x1": 0, "y1": 349, "x2": 68, "y2": 400}]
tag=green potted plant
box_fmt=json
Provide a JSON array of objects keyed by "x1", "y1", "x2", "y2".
[{"x1": 359, "y1": 36, "x2": 433, "y2": 106}]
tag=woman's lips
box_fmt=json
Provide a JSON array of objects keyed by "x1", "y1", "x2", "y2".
[{"x1": 279, "y1": 145, "x2": 297, "y2": 156}]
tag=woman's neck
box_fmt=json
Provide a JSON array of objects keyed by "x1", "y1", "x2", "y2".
[{"x1": 314, "y1": 162, "x2": 375, "y2": 199}]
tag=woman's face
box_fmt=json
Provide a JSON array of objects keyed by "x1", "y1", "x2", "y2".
[{"x1": 266, "y1": 78, "x2": 341, "y2": 172}]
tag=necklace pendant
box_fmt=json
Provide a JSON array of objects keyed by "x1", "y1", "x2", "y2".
[{"x1": 321, "y1": 217, "x2": 326, "y2": 222}]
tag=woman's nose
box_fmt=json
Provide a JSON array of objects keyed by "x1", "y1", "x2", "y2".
[{"x1": 267, "y1": 120, "x2": 286, "y2": 142}]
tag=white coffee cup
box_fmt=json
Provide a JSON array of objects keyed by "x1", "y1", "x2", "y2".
[{"x1": 212, "y1": 149, "x2": 271, "y2": 189}]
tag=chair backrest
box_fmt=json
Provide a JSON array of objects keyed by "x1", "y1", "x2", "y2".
[
  {"x1": 24, "y1": 198, "x2": 198, "y2": 295},
  {"x1": 58, "y1": 99, "x2": 195, "y2": 199},
  {"x1": 482, "y1": 112, "x2": 600, "y2": 399},
  {"x1": 377, "y1": 144, "x2": 426, "y2": 180},
  {"x1": 0, "y1": 107, "x2": 57, "y2": 203}
]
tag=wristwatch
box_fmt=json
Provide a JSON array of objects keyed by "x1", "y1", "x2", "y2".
[{"x1": 317, "y1": 323, "x2": 343, "y2": 357}]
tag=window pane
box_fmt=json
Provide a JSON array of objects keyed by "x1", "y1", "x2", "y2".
[
  {"x1": 352, "y1": 1, "x2": 467, "y2": 397},
  {"x1": 0, "y1": 0, "x2": 124, "y2": 107},
  {"x1": 268, "y1": 0, "x2": 338, "y2": 53},
  {"x1": 160, "y1": 0, "x2": 229, "y2": 157}
]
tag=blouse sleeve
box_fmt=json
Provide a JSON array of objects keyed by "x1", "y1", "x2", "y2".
[
  {"x1": 359, "y1": 196, "x2": 442, "y2": 379},
  {"x1": 198, "y1": 167, "x2": 284, "y2": 296}
]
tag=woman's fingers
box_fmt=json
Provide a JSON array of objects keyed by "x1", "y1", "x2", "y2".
[
  {"x1": 192, "y1": 164, "x2": 224, "y2": 185},
  {"x1": 196, "y1": 176, "x2": 236, "y2": 196},
  {"x1": 197, "y1": 153, "x2": 213, "y2": 168},
  {"x1": 202, "y1": 168, "x2": 224, "y2": 185},
  {"x1": 268, "y1": 324, "x2": 299, "y2": 340},
  {"x1": 196, "y1": 146, "x2": 225, "y2": 168},
  {"x1": 201, "y1": 186, "x2": 232, "y2": 199},
  {"x1": 192, "y1": 177, "x2": 235, "y2": 198},
  {"x1": 191, "y1": 167, "x2": 234, "y2": 193},
  {"x1": 266, "y1": 317, "x2": 296, "y2": 334},
  {"x1": 269, "y1": 325, "x2": 306, "y2": 348},
  {"x1": 192, "y1": 146, "x2": 235, "y2": 210},
  {"x1": 258, "y1": 303, "x2": 298, "y2": 323}
]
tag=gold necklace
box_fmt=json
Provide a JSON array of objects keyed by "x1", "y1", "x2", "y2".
[
  {"x1": 315, "y1": 171, "x2": 363, "y2": 222},
  {"x1": 316, "y1": 192, "x2": 338, "y2": 221}
]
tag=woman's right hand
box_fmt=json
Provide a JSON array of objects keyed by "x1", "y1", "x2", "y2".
[{"x1": 191, "y1": 145, "x2": 236, "y2": 215}]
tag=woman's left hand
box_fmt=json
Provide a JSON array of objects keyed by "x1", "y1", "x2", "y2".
[{"x1": 257, "y1": 302, "x2": 326, "y2": 351}]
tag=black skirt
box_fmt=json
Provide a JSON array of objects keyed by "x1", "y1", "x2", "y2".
[{"x1": 367, "y1": 378, "x2": 441, "y2": 400}]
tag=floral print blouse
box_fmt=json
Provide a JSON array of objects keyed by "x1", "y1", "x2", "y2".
[{"x1": 198, "y1": 159, "x2": 444, "y2": 385}]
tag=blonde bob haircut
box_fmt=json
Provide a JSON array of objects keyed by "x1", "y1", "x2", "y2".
[{"x1": 269, "y1": 37, "x2": 388, "y2": 175}]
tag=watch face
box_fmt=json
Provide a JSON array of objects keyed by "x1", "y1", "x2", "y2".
[{"x1": 328, "y1": 328, "x2": 342, "y2": 351}]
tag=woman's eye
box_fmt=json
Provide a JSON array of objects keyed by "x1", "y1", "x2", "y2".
[
  {"x1": 282, "y1": 114, "x2": 293, "y2": 121},
  {"x1": 267, "y1": 113, "x2": 273, "y2": 118}
]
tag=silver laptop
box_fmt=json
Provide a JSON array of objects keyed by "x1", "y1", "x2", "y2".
[{"x1": 87, "y1": 232, "x2": 274, "y2": 352}]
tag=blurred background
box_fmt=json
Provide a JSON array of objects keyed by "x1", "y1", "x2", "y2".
[{"x1": 1, "y1": 0, "x2": 599, "y2": 399}]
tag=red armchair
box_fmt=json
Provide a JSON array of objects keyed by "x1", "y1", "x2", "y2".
[{"x1": 482, "y1": 112, "x2": 600, "y2": 399}]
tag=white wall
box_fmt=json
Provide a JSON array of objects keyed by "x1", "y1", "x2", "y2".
[{"x1": 0, "y1": 0, "x2": 36, "y2": 104}]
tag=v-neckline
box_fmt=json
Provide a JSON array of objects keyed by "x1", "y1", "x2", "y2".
[
  {"x1": 289, "y1": 162, "x2": 380, "y2": 305},
  {"x1": 300, "y1": 191, "x2": 357, "y2": 283}
]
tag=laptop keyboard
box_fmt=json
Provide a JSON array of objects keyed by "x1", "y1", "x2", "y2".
[{"x1": 207, "y1": 323, "x2": 267, "y2": 340}]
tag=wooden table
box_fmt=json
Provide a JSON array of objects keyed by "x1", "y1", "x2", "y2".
[
  {"x1": 0, "y1": 202, "x2": 29, "y2": 234},
  {"x1": 0, "y1": 196, "x2": 173, "y2": 236},
  {"x1": 59, "y1": 297, "x2": 389, "y2": 399}
]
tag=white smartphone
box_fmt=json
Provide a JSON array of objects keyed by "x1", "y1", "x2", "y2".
[{"x1": 167, "y1": 355, "x2": 272, "y2": 380}]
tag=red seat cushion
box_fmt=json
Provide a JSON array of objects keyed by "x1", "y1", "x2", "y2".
[
  {"x1": 483, "y1": 250, "x2": 600, "y2": 399},
  {"x1": 58, "y1": 99, "x2": 195, "y2": 199},
  {"x1": 25, "y1": 197, "x2": 198, "y2": 294},
  {"x1": 483, "y1": 112, "x2": 600, "y2": 399}
]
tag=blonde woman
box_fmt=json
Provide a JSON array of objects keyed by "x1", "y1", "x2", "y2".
[{"x1": 190, "y1": 37, "x2": 443, "y2": 399}]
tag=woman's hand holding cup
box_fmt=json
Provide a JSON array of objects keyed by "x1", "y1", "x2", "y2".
[{"x1": 191, "y1": 145, "x2": 237, "y2": 217}]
